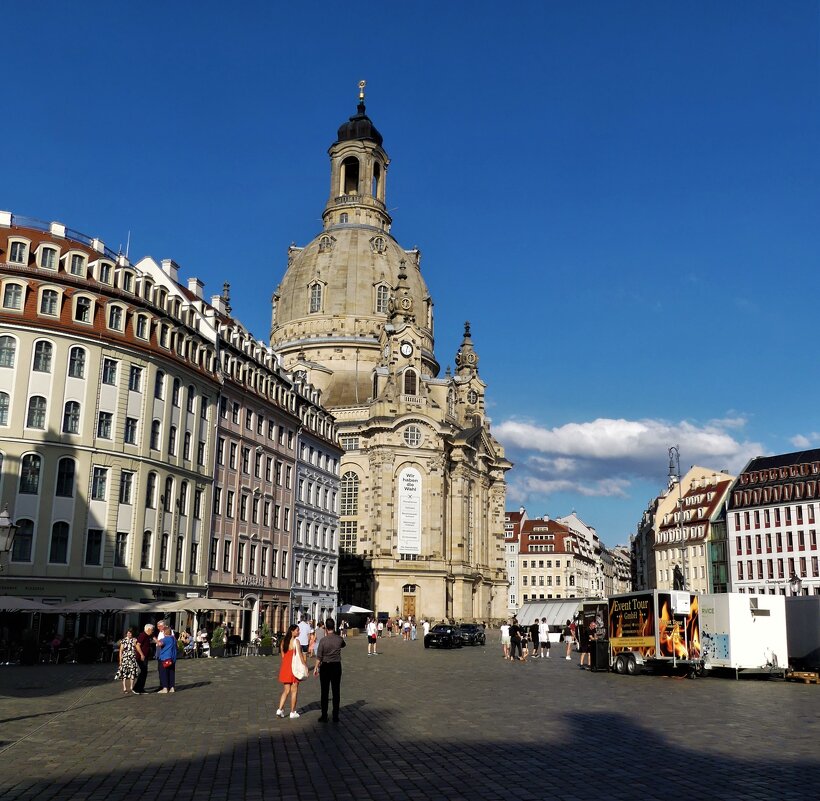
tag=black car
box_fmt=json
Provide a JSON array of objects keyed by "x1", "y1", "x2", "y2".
[
  {"x1": 459, "y1": 623, "x2": 486, "y2": 646},
  {"x1": 423, "y1": 624, "x2": 463, "y2": 649}
]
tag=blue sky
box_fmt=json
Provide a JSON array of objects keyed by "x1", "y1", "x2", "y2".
[{"x1": 3, "y1": 3, "x2": 819, "y2": 545}]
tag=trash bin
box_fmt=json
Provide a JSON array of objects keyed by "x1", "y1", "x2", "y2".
[{"x1": 590, "y1": 640, "x2": 610, "y2": 672}]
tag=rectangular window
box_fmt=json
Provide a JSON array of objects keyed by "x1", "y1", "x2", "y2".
[
  {"x1": 141, "y1": 532, "x2": 152, "y2": 569},
  {"x1": 261, "y1": 546, "x2": 268, "y2": 576},
  {"x1": 85, "y1": 529, "x2": 103, "y2": 565},
  {"x1": 217, "y1": 437, "x2": 225, "y2": 465},
  {"x1": 119, "y1": 471, "x2": 134, "y2": 504},
  {"x1": 242, "y1": 447, "x2": 250, "y2": 474},
  {"x1": 197, "y1": 441, "x2": 205, "y2": 466},
  {"x1": 229, "y1": 443, "x2": 237, "y2": 469},
  {"x1": 189, "y1": 542, "x2": 198, "y2": 575},
  {"x1": 160, "y1": 533, "x2": 169, "y2": 571},
  {"x1": 213, "y1": 487, "x2": 222, "y2": 514},
  {"x1": 102, "y1": 358, "x2": 117, "y2": 385},
  {"x1": 97, "y1": 411, "x2": 113, "y2": 439},
  {"x1": 240, "y1": 493, "x2": 248, "y2": 522},
  {"x1": 285, "y1": 465, "x2": 292, "y2": 489},
  {"x1": 70, "y1": 253, "x2": 85, "y2": 275},
  {"x1": 9, "y1": 241, "x2": 27, "y2": 264},
  {"x1": 232, "y1": 402, "x2": 240, "y2": 424},
  {"x1": 128, "y1": 365, "x2": 142, "y2": 392},
  {"x1": 263, "y1": 500, "x2": 271, "y2": 527},
  {"x1": 281, "y1": 550, "x2": 287, "y2": 578},
  {"x1": 210, "y1": 539, "x2": 218, "y2": 571},
  {"x1": 194, "y1": 489, "x2": 203, "y2": 519},
  {"x1": 245, "y1": 409, "x2": 253, "y2": 430},
  {"x1": 108, "y1": 305, "x2": 123, "y2": 330},
  {"x1": 114, "y1": 532, "x2": 128, "y2": 567},
  {"x1": 175, "y1": 536, "x2": 184, "y2": 572},
  {"x1": 91, "y1": 467, "x2": 108, "y2": 500},
  {"x1": 271, "y1": 549, "x2": 278, "y2": 577},
  {"x1": 124, "y1": 417, "x2": 138, "y2": 445},
  {"x1": 249, "y1": 543, "x2": 257, "y2": 575},
  {"x1": 226, "y1": 490, "x2": 234, "y2": 518},
  {"x1": 40, "y1": 290, "x2": 58, "y2": 316},
  {"x1": 237, "y1": 542, "x2": 245, "y2": 574},
  {"x1": 3, "y1": 284, "x2": 23, "y2": 309},
  {"x1": 276, "y1": 461, "x2": 283, "y2": 485},
  {"x1": 283, "y1": 508, "x2": 290, "y2": 531},
  {"x1": 252, "y1": 498, "x2": 259, "y2": 524},
  {"x1": 254, "y1": 452, "x2": 262, "y2": 479}
]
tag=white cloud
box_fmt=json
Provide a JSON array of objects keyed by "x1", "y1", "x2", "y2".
[
  {"x1": 790, "y1": 434, "x2": 811, "y2": 448},
  {"x1": 495, "y1": 415, "x2": 765, "y2": 508}
]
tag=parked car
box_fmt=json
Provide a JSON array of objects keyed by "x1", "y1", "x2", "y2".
[
  {"x1": 459, "y1": 623, "x2": 486, "y2": 646},
  {"x1": 423, "y1": 624, "x2": 463, "y2": 649}
]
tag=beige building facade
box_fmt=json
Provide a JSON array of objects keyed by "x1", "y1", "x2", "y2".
[{"x1": 269, "y1": 93, "x2": 511, "y2": 622}]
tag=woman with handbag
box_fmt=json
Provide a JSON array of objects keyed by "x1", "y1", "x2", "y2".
[
  {"x1": 277, "y1": 624, "x2": 307, "y2": 719},
  {"x1": 155, "y1": 620, "x2": 178, "y2": 694}
]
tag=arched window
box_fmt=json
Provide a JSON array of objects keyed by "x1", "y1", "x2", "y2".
[
  {"x1": 141, "y1": 531, "x2": 152, "y2": 569},
  {"x1": 20, "y1": 454, "x2": 41, "y2": 494},
  {"x1": 62, "y1": 401, "x2": 81, "y2": 434},
  {"x1": 187, "y1": 385, "x2": 195, "y2": 412},
  {"x1": 341, "y1": 156, "x2": 360, "y2": 195},
  {"x1": 168, "y1": 426, "x2": 177, "y2": 455},
  {"x1": 55, "y1": 457, "x2": 76, "y2": 497},
  {"x1": 0, "y1": 336, "x2": 16, "y2": 368},
  {"x1": 154, "y1": 370, "x2": 165, "y2": 399},
  {"x1": 39, "y1": 289, "x2": 59, "y2": 316},
  {"x1": 68, "y1": 347, "x2": 86, "y2": 378},
  {"x1": 150, "y1": 420, "x2": 161, "y2": 450},
  {"x1": 172, "y1": 378, "x2": 181, "y2": 406},
  {"x1": 12, "y1": 519, "x2": 34, "y2": 561},
  {"x1": 3, "y1": 283, "x2": 23, "y2": 309},
  {"x1": 49, "y1": 522, "x2": 69, "y2": 564},
  {"x1": 0, "y1": 392, "x2": 9, "y2": 426},
  {"x1": 376, "y1": 285, "x2": 389, "y2": 314},
  {"x1": 163, "y1": 476, "x2": 174, "y2": 509},
  {"x1": 26, "y1": 396, "x2": 47, "y2": 429},
  {"x1": 179, "y1": 481, "x2": 189, "y2": 513},
  {"x1": 309, "y1": 282, "x2": 322, "y2": 314},
  {"x1": 107, "y1": 304, "x2": 123, "y2": 330},
  {"x1": 372, "y1": 162, "x2": 381, "y2": 199},
  {"x1": 33, "y1": 341, "x2": 53, "y2": 372},
  {"x1": 145, "y1": 472, "x2": 157, "y2": 508},
  {"x1": 340, "y1": 472, "x2": 359, "y2": 516},
  {"x1": 403, "y1": 369, "x2": 417, "y2": 396}
]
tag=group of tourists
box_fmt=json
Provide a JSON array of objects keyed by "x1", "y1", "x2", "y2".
[
  {"x1": 114, "y1": 620, "x2": 178, "y2": 694},
  {"x1": 498, "y1": 616, "x2": 597, "y2": 667}
]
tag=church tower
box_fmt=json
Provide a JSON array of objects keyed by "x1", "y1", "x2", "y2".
[{"x1": 270, "y1": 84, "x2": 511, "y2": 622}]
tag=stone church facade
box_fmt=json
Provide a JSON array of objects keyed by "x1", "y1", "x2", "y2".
[{"x1": 269, "y1": 89, "x2": 511, "y2": 623}]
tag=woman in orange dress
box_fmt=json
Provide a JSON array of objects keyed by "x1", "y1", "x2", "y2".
[{"x1": 277, "y1": 624, "x2": 306, "y2": 719}]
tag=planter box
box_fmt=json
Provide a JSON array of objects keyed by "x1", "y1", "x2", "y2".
[{"x1": 210, "y1": 646, "x2": 225, "y2": 658}]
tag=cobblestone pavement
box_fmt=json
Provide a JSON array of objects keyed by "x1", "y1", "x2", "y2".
[{"x1": 0, "y1": 633, "x2": 817, "y2": 801}]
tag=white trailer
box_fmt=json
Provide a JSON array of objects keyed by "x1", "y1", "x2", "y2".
[{"x1": 699, "y1": 593, "x2": 787, "y2": 677}]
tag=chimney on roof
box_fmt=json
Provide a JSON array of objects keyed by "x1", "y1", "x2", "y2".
[
  {"x1": 161, "y1": 259, "x2": 180, "y2": 283},
  {"x1": 210, "y1": 294, "x2": 225, "y2": 314},
  {"x1": 50, "y1": 222, "x2": 66, "y2": 238},
  {"x1": 188, "y1": 277, "x2": 204, "y2": 299},
  {"x1": 519, "y1": 506, "x2": 525, "y2": 515},
  {"x1": 542, "y1": 514, "x2": 550, "y2": 522}
]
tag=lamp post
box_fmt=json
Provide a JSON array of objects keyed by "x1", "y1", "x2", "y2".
[
  {"x1": 668, "y1": 446, "x2": 687, "y2": 591},
  {"x1": 789, "y1": 572, "x2": 803, "y2": 596},
  {"x1": 0, "y1": 505, "x2": 18, "y2": 572}
]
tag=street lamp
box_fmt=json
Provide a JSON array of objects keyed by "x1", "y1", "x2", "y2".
[
  {"x1": 789, "y1": 572, "x2": 803, "y2": 596},
  {"x1": 668, "y1": 446, "x2": 687, "y2": 591},
  {"x1": 0, "y1": 505, "x2": 18, "y2": 571}
]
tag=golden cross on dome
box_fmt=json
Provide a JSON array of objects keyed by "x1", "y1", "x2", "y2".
[{"x1": 358, "y1": 80, "x2": 366, "y2": 103}]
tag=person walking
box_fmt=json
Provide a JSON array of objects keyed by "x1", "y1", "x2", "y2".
[
  {"x1": 509, "y1": 618, "x2": 523, "y2": 662},
  {"x1": 538, "y1": 618, "x2": 551, "y2": 658},
  {"x1": 563, "y1": 620, "x2": 574, "y2": 660},
  {"x1": 133, "y1": 623, "x2": 154, "y2": 694},
  {"x1": 422, "y1": 619, "x2": 431, "y2": 640},
  {"x1": 366, "y1": 617, "x2": 378, "y2": 656},
  {"x1": 297, "y1": 617, "x2": 312, "y2": 656},
  {"x1": 314, "y1": 618, "x2": 345, "y2": 722},
  {"x1": 500, "y1": 620, "x2": 511, "y2": 660},
  {"x1": 311, "y1": 620, "x2": 326, "y2": 664},
  {"x1": 277, "y1": 624, "x2": 307, "y2": 719},
  {"x1": 529, "y1": 621, "x2": 540, "y2": 659},
  {"x1": 115, "y1": 628, "x2": 141, "y2": 694},
  {"x1": 155, "y1": 620, "x2": 177, "y2": 693}
]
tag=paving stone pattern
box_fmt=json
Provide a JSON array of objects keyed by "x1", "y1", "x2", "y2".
[{"x1": 0, "y1": 633, "x2": 817, "y2": 801}]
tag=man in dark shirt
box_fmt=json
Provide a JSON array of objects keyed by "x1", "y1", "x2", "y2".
[
  {"x1": 509, "y1": 618, "x2": 523, "y2": 661},
  {"x1": 133, "y1": 623, "x2": 154, "y2": 694},
  {"x1": 529, "y1": 621, "x2": 540, "y2": 658},
  {"x1": 314, "y1": 618, "x2": 345, "y2": 722}
]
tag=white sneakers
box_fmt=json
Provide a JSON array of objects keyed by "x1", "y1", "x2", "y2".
[
  {"x1": 565, "y1": 656, "x2": 571, "y2": 660},
  {"x1": 289, "y1": 711, "x2": 300, "y2": 719},
  {"x1": 157, "y1": 688, "x2": 169, "y2": 694},
  {"x1": 276, "y1": 709, "x2": 285, "y2": 718}
]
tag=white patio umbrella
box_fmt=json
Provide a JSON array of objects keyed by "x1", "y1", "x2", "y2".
[
  {"x1": 338, "y1": 604, "x2": 374, "y2": 614},
  {"x1": 148, "y1": 598, "x2": 243, "y2": 613},
  {"x1": 54, "y1": 597, "x2": 147, "y2": 613},
  {"x1": 0, "y1": 595, "x2": 50, "y2": 611}
]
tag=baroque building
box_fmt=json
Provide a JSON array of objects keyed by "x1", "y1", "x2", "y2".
[{"x1": 269, "y1": 89, "x2": 511, "y2": 622}]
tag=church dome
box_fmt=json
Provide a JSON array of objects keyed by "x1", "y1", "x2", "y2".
[{"x1": 336, "y1": 102, "x2": 383, "y2": 147}]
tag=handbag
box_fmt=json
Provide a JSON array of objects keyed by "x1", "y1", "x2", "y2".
[
  {"x1": 291, "y1": 648, "x2": 307, "y2": 680},
  {"x1": 161, "y1": 658, "x2": 174, "y2": 668}
]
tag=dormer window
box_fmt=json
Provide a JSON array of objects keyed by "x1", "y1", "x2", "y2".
[
  {"x1": 2, "y1": 282, "x2": 24, "y2": 310},
  {"x1": 40, "y1": 246, "x2": 58, "y2": 270},
  {"x1": 97, "y1": 260, "x2": 112, "y2": 283},
  {"x1": 69, "y1": 253, "x2": 86, "y2": 276},
  {"x1": 108, "y1": 304, "x2": 124, "y2": 331},
  {"x1": 121, "y1": 270, "x2": 133, "y2": 293},
  {"x1": 74, "y1": 296, "x2": 93, "y2": 323},
  {"x1": 8, "y1": 239, "x2": 29, "y2": 265}
]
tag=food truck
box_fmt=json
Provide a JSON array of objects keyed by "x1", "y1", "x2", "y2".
[{"x1": 603, "y1": 590, "x2": 701, "y2": 676}]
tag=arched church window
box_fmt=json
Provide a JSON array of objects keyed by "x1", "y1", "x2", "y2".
[
  {"x1": 309, "y1": 283, "x2": 322, "y2": 314},
  {"x1": 340, "y1": 471, "x2": 359, "y2": 516},
  {"x1": 447, "y1": 389, "x2": 456, "y2": 418},
  {"x1": 375, "y1": 284, "x2": 389, "y2": 314},
  {"x1": 403, "y1": 425, "x2": 421, "y2": 448},
  {"x1": 372, "y1": 162, "x2": 381, "y2": 199},
  {"x1": 341, "y1": 156, "x2": 360, "y2": 195},
  {"x1": 403, "y1": 369, "x2": 417, "y2": 396}
]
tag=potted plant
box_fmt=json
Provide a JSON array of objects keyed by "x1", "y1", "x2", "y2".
[
  {"x1": 210, "y1": 626, "x2": 226, "y2": 658},
  {"x1": 259, "y1": 635, "x2": 273, "y2": 656}
]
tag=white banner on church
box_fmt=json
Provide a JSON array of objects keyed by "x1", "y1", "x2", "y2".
[{"x1": 397, "y1": 467, "x2": 422, "y2": 555}]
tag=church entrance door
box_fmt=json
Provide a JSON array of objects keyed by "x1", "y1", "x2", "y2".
[{"x1": 402, "y1": 595, "x2": 416, "y2": 619}]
